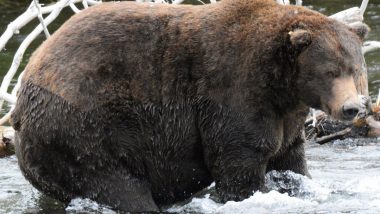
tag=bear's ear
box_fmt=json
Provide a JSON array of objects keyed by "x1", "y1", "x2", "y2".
[
  {"x1": 349, "y1": 22, "x2": 370, "y2": 41},
  {"x1": 289, "y1": 29, "x2": 312, "y2": 50}
]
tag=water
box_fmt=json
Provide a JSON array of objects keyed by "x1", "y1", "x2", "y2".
[
  {"x1": 1, "y1": 140, "x2": 379, "y2": 213},
  {"x1": 170, "y1": 140, "x2": 380, "y2": 214},
  {"x1": 0, "y1": 0, "x2": 380, "y2": 213}
]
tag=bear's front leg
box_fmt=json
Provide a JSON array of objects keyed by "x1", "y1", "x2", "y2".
[
  {"x1": 267, "y1": 131, "x2": 311, "y2": 178},
  {"x1": 199, "y1": 106, "x2": 282, "y2": 202},
  {"x1": 213, "y1": 147, "x2": 271, "y2": 202}
]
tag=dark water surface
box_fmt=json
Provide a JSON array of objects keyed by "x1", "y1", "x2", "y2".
[{"x1": 0, "y1": 0, "x2": 379, "y2": 213}]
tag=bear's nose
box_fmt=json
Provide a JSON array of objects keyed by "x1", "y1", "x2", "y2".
[{"x1": 342, "y1": 104, "x2": 359, "y2": 121}]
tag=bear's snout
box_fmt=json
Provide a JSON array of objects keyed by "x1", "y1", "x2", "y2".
[
  {"x1": 328, "y1": 76, "x2": 362, "y2": 121},
  {"x1": 342, "y1": 102, "x2": 360, "y2": 121}
]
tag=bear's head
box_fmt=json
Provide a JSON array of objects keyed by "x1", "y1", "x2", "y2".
[{"x1": 290, "y1": 20, "x2": 369, "y2": 121}]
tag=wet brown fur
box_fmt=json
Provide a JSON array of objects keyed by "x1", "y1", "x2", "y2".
[{"x1": 12, "y1": 0, "x2": 368, "y2": 212}]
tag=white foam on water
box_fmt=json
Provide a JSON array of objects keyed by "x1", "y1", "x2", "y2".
[
  {"x1": 344, "y1": 176, "x2": 380, "y2": 193},
  {"x1": 168, "y1": 194, "x2": 221, "y2": 214},
  {"x1": 166, "y1": 140, "x2": 380, "y2": 213},
  {"x1": 167, "y1": 172, "x2": 327, "y2": 214},
  {"x1": 216, "y1": 191, "x2": 317, "y2": 214},
  {"x1": 66, "y1": 198, "x2": 115, "y2": 214}
]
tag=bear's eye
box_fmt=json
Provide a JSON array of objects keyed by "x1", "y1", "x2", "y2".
[{"x1": 326, "y1": 70, "x2": 338, "y2": 78}]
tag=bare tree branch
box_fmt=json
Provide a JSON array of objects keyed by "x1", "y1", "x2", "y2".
[
  {"x1": 363, "y1": 41, "x2": 380, "y2": 54},
  {"x1": 34, "y1": 0, "x2": 51, "y2": 38}
]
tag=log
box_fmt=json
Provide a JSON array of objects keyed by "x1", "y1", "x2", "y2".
[
  {"x1": 313, "y1": 128, "x2": 352, "y2": 145},
  {"x1": 305, "y1": 100, "x2": 380, "y2": 144}
]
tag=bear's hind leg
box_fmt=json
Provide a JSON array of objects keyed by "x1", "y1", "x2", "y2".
[{"x1": 91, "y1": 172, "x2": 159, "y2": 212}]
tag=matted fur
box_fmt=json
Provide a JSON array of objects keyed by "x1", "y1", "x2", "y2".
[{"x1": 12, "y1": 0, "x2": 367, "y2": 212}]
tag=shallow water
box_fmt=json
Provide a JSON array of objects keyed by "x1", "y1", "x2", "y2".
[
  {"x1": 0, "y1": 139, "x2": 379, "y2": 213},
  {"x1": 169, "y1": 139, "x2": 380, "y2": 214},
  {"x1": 1, "y1": 0, "x2": 380, "y2": 213}
]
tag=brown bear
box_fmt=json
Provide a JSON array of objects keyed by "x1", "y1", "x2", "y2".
[{"x1": 11, "y1": 0, "x2": 369, "y2": 212}]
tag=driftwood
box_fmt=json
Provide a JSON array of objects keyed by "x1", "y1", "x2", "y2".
[
  {"x1": 313, "y1": 128, "x2": 352, "y2": 145},
  {"x1": 305, "y1": 113, "x2": 368, "y2": 144},
  {"x1": 306, "y1": 101, "x2": 380, "y2": 144}
]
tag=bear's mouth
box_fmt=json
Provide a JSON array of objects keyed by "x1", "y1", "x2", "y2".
[{"x1": 321, "y1": 102, "x2": 332, "y2": 117}]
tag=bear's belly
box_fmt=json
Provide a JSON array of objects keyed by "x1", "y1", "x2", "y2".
[
  {"x1": 111, "y1": 97, "x2": 214, "y2": 204},
  {"x1": 148, "y1": 158, "x2": 213, "y2": 205},
  {"x1": 12, "y1": 81, "x2": 213, "y2": 205}
]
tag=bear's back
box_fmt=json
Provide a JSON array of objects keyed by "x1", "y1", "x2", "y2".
[
  {"x1": 22, "y1": 2, "x2": 212, "y2": 110},
  {"x1": 21, "y1": 0, "x2": 326, "y2": 112}
]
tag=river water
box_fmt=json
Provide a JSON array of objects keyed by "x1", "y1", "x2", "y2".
[{"x1": 0, "y1": 0, "x2": 379, "y2": 213}]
